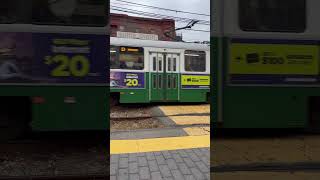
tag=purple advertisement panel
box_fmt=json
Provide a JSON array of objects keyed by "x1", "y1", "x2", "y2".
[
  {"x1": 110, "y1": 72, "x2": 145, "y2": 89},
  {"x1": 32, "y1": 33, "x2": 107, "y2": 84},
  {"x1": 0, "y1": 32, "x2": 107, "y2": 85},
  {"x1": 0, "y1": 32, "x2": 35, "y2": 83}
]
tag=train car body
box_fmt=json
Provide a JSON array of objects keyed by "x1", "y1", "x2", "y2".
[
  {"x1": 110, "y1": 37, "x2": 210, "y2": 103},
  {"x1": 212, "y1": 0, "x2": 320, "y2": 129},
  {"x1": 0, "y1": 0, "x2": 108, "y2": 139}
]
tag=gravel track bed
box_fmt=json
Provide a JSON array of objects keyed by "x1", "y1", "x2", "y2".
[{"x1": 0, "y1": 134, "x2": 108, "y2": 177}]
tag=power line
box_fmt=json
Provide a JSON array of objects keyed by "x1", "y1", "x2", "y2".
[
  {"x1": 111, "y1": 9, "x2": 210, "y2": 32},
  {"x1": 112, "y1": 0, "x2": 210, "y2": 17},
  {"x1": 110, "y1": 10, "x2": 210, "y2": 30},
  {"x1": 164, "y1": 20, "x2": 199, "y2": 42},
  {"x1": 111, "y1": 6, "x2": 210, "y2": 25},
  {"x1": 111, "y1": 1, "x2": 146, "y2": 9},
  {"x1": 184, "y1": 29, "x2": 210, "y2": 32}
]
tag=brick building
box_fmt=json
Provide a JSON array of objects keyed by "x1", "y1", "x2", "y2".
[{"x1": 110, "y1": 13, "x2": 177, "y2": 41}]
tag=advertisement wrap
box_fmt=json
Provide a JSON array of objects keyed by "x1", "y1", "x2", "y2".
[
  {"x1": 0, "y1": 32, "x2": 34, "y2": 83},
  {"x1": 110, "y1": 72, "x2": 145, "y2": 89},
  {"x1": 0, "y1": 32, "x2": 107, "y2": 85},
  {"x1": 229, "y1": 39, "x2": 320, "y2": 85},
  {"x1": 181, "y1": 74, "x2": 210, "y2": 89}
]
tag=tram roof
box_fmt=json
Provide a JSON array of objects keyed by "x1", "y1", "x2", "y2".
[{"x1": 110, "y1": 37, "x2": 210, "y2": 51}]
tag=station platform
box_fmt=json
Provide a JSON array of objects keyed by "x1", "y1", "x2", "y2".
[
  {"x1": 110, "y1": 138, "x2": 209, "y2": 180},
  {"x1": 110, "y1": 104, "x2": 210, "y2": 180}
]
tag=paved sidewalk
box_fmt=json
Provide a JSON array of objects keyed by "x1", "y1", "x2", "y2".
[{"x1": 110, "y1": 148, "x2": 210, "y2": 180}]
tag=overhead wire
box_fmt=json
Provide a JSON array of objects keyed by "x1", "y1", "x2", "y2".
[
  {"x1": 111, "y1": 0, "x2": 210, "y2": 16},
  {"x1": 109, "y1": 12, "x2": 210, "y2": 33},
  {"x1": 111, "y1": 6, "x2": 210, "y2": 25},
  {"x1": 110, "y1": 0, "x2": 210, "y2": 41}
]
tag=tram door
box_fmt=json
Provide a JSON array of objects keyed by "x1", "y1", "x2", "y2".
[
  {"x1": 150, "y1": 52, "x2": 180, "y2": 102},
  {"x1": 165, "y1": 53, "x2": 179, "y2": 101}
]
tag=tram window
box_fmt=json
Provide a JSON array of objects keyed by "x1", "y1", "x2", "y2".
[
  {"x1": 173, "y1": 58, "x2": 177, "y2": 72},
  {"x1": 153, "y1": 57, "x2": 157, "y2": 71},
  {"x1": 184, "y1": 50, "x2": 206, "y2": 72},
  {"x1": 153, "y1": 74, "x2": 157, "y2": 89},
  {"x1": 110, "y1": 46, "x2": 119, "y2": 69},
  {"x1": 111, "y1": 46, "x2": 144, "y2": 70},
  {"x1": 239, "y1": 0, "x2": 306, "y2": 33},
  {"x1": 167, "y1": 75, "x2": 171, "y2": 89},
  {"x1": 158, "y1": 75, "x2": 162, "y2": 88},
  {"x1": 172, "y1": 76, "x2": 176, "y2": 89},
  {"x1": 168, "y1": 57, "x2": 172, "y2": 71},
  {"x1": 32, "y1": 0, "x2": 107, "y2": 26},
  {"x1": 0, "y1": 0, "x2": 31, "y2": 23},
  {"x1": 119, "y1": 47, "x2": 144, "y2": 70},
  {"x1": 159, "y1": 57, "x2": 162, "y2": 71}
]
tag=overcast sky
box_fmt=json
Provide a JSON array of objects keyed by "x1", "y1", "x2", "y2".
[{"x1": 110, "y1": 0, "x2": 210, "y2": 42}]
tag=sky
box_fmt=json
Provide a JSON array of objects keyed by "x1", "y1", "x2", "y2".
[{"x1": 110, "y1": 0, "x2": 210, "y2": 42}]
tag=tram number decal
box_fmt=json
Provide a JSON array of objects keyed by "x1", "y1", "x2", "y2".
[
  {"x1": 45, "y1": 55, "x2": 90, "y2": 77},
  {"x1": 125, "y1": 79, "x2": 139, "y2": 87}
]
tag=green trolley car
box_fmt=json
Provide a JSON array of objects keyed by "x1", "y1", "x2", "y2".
[
  {"x1": 0, "y1": 0, "x2": 108, "y2": 140},
  {"x1": 212, "y1": 0, "x2": 320, "y2": 129},
  {"x1": 110, "y1": 37, "x2": 210, "y2": 104}
]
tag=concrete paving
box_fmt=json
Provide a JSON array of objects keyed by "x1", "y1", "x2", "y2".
[
  {"x1": 111, "y1": 148, "x2": 210, "y2": 180},
  {"x1": 212, "y1": 135, "x2": 320, "y2": 166},
  {"x1": 111, "y1": 104, "x2": 211, "y2": 179}
]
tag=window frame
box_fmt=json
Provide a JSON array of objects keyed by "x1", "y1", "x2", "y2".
[
  {"x1": 110, "y1": 45, "x2": 145, "y2": 71},
  {"x1": 238, "y1": 0, "x2": 307, "y2": 33},
  {"x1": 184, "y1": 50, "x2": 207, "y2": 73},
  {"x1": 110, "y1": 45, "x2": 120, "y2": 69}
]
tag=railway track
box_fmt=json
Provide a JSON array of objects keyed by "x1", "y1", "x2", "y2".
[
  {"x1": 0, "y1": 174, "x2": 108, "y2": 180},
  {"x1": 110, "y1": 113, "x2": 210, "y2": 121},
  {"x1": 1, "y1": 131, "x2": 107, "y2": 144}
]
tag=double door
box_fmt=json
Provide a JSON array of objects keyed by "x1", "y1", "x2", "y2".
[{"x1": 150, "y1": 52, "x2": 180, "y2": 102}]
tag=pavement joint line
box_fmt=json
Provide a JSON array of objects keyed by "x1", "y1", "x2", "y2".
[
  {"x1": 111, "y1": 124, "x2": 211, "y2": 134},
  {"x1": 211, "y1": 161, "x2": 320, "y2": 173},
  {"x1": 111, "y1": 126, "x2": 209, "y2": 140},
  {"x1": 110, "y1": 135, "x2": 210, "y2": 154}
]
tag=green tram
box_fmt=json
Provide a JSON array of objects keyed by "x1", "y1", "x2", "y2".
[
  {"x1": 110, "y1": 37, "x2": 210, "y2": 104},
  {"x1": 212, "y1": 0, "x2": 320, "y2": 129},
  {"x1": 0, "y1": 0, "x2": 108, "y2": 139}
]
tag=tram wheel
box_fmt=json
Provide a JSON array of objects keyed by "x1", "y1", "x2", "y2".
[
  {"x1": 110, "y1": 95, "x2": 119, "y2": 107},
  {"x1": 206, "y1": 93, "x2": 211, "y2": 104},
  {"x1": 0, "y1": 111, "x2": 26, "y2": 141}
]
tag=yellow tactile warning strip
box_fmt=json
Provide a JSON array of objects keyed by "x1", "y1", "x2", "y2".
[
  {"x1": 110, "y1": 135, "x2": 210, "y2": 154},
  {"x1": 183, "y1": 127, "x2": 210, "y2": 136},
  {"x1": 158, "y1": 104, "x2": 210, "y2": 116},
  {"x1": 170, "y1": 116, "x2": 210, "y2": 125}
]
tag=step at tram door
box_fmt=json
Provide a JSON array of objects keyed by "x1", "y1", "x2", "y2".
[{"x1": 149, "y1": 52, "x2": 180, "y2": 102}]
